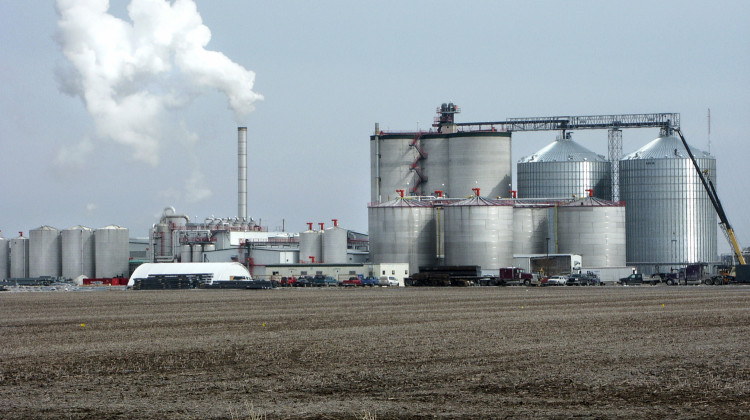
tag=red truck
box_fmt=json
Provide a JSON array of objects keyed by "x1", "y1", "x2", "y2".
[{"x1": 479, "y1": 268, "x2": 538, "y2": 286}]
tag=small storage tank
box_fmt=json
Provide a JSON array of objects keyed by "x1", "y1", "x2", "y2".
[
  {"x1": 10, "y1": 235, "x2": 29, "y2": 278},
  {"x1": 95, "y1": 225, "x2": 130, "y2": 278},
  {"x1": 323, "y1": 224, "x2": 348, "y2": 264},
  {"x1": 513, "y1": 203, "x2": 553, "y2": 255},
  {"x1": 154, "y1": 222, "x2": 171, "y2": 259},
  {"x1": 444, "y1": 197, "x2": 514, "y2": 269},
  {"x1": 556, "y1": 198, "x2": 626, "y2": 268},
  {"x1": 192, "y1": 244, "x2": 203, "y2": 263},
  {"x1": 181, "y1": 244, "x2": 192, "y2": 263},
  {"x1": 0, "y1": 234, "x2": 9, "y2": 281},
  {"x1": 518, "y1": 133, "x2": 612, "y2": 200},
  {"x1": 299, "y1": 228, "x2": 322, "y2": 263},
  {"x1": 620, "y1": 130, "x2": 717, "y2": 273},
  {"x1": 204, "y1": 244, "x2": 216, "y2": 252},
  {"x1": 62, "y1": 226, "x2": 95, "y2": 279},
  {"x1": 29, "y1": 226, "x2": 62, "y2": 278},
  {"x1": 368, "y1": 198, "x2": 436, "y2": 275}
]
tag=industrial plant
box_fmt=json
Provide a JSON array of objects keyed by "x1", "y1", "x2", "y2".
[{"x1": 1, "y1": 103, "x2": 748, "y2": 289}]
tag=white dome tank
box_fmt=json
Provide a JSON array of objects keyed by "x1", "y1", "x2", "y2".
[
  {"x1": 299, "y1": 228, "x2": 322, "y2": 263},
  {"x1": 10, "y1": 235, "x2": 29, "y2": 278},
  {"x1": 29, "y1": 226, "x2": 62, "y2": 278},
  {"x1": 95, "y1": 225, "x2": 130, "y2": 278},
  {"x1": 444, "y1": 197, "x2": 514, "y2": 269},
  {"x1": 62, "y1": 226, "x2": 95, "y2": 279},
  {"x1": 556, "y1": 198, "x2": 626, "y2": 268},
  {"x1": 323, "y1": 225, "x2": 348, "y2": 264}
]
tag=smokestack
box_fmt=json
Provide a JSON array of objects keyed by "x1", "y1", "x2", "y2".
[{"x1": 238, "y1": 127, "x2": 247, "y2": 221}]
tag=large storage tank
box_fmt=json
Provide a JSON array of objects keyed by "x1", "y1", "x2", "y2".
[
  {"x1": 370, "y1": 133, "x2": 416, "y2": 202},
  {"x1": 0, "y1": 234, "x2": 9, "y2": 281},
  {"x1": 443, "y1": 197, "x2": 514, "y2": 269},
  {"x1": 513, "y1": 203, "x2": 553, "y2": 255},
  {"x1": 518, "y1": 133, "x2": 612, "y2": 200},
  {"x1": 556, "y1": 198, "x2": 626, "y2": 267},
  {"x1": 62, "y1": 226, "x2": 95, "y2": 279},
  {"x1": 368, "y1": 198, "x2": 436, "y2": 275},
  {"x1": 10, "y1": 235, "x2": 29, "y2": 278},
  {"x1": 620, "y1": 131, "x2": 717, "y2": 273},
  {"x1": 29, "y1": 226, "x2": 62, "y2": 278},
  {"x1": 299, "y1": 228, "x2": 322, "y2": 263},
  {"x1": 95, "y1": 225, "x2": 130, "y2": 278},
  {"x1": 322, "y1": 225, "x2": 348, "y2": 264}
]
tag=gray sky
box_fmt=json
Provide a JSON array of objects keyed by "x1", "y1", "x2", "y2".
[{"x1": 1, "y1": 0, "x2": 749, "y2": 254}]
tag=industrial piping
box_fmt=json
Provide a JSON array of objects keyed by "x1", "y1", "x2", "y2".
[{"x1": 238, "y1": 127, "x2": 248, "y2": 221}]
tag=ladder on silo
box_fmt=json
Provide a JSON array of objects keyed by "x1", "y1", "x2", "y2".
[{"x1": 409, "y1": 132, "x2": 428, "y2": 194}]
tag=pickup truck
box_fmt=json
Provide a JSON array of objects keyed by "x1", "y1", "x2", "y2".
[{"x1": 618, "y1": 273, "x2": 645, "y2": 285}]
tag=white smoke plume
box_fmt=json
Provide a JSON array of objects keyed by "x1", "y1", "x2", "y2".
[{"x1": 55, "y1": 0, "x2": 262, "y2": 165}]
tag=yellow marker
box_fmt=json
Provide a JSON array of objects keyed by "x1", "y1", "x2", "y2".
[
  {"x1": 661, "y1": 304, "x2": 665, "y2": 307},
  {"x1": 80, "y1": 323, "x2": 86, "y2": 327},
  {"x1": 521, "y1": 306, "x2": 525, "y2": 309},
  {"x1": 262, "y1": 323, "x2": 266, "y2": 327}
]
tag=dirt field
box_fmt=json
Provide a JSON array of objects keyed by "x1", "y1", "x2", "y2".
[{"x1": 1, "y1": 286, "x2": 749, "y2": 419}]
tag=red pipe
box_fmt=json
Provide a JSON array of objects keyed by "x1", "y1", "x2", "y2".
[
  {"x1": 396, "y1": 189, "x2": 405, "y2": 198},
  {"x1": 306, "y1": 222, "x2": 313, "y2": 231},
  {"x1": 434, "y1": 190, "x2": 443, "y2": 197},
  {"x1": 585, "y1": 189, "x2": 593, "y2": 197},
  {"x1": 310, "y1": 256, "x2": 316, "y2": 263},
  {"x1": 18, "y1": 231, "x2": 23, "y2": 237},
  {"x1": 472, "y1": 187, "x2": 480, "y2": 197},
  {"x1": 318, "y1": 223, "x2": 324, "y2": 231},
  {"x1": 332, "y1": 219, "x2": 338, "y2": 227},
  {"x1": 509, "y1": 190, "x2": 517, "y2": 198}
]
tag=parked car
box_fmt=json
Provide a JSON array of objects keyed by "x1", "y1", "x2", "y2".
[
  {"x1": 618, "y1": 273, "x2": 643, "y2": 286},
  {"x1": 565, "y1": 276, "x2": 581, "y2": 286},
  {"x1": 379, "y1": 276, "x2": 400, "y2": 287},
  {"x1": 546, "y1": 276, "x2": 568, "y2": 286},
  {"x1": 312, "y1": 275, "x2": 338, "y2": 287},
  {"x1": 342, "y1": 277, "x2": 362, "y2": 287},
  {"x1": 362, "y1": 276, "x2": 379, "y2": 287},
  {"x1": 294, "y1": 276, "x2": 313, "y2": 287}
]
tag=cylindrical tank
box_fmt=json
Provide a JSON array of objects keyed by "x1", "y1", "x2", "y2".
[
  {"x1": 181, "y1": 244, "x2": 192, "y2": 263},
  {"x1": 620, "y1": 131, "x2": 717, "y2": 274},
  {"x1": 204, "y1": 244, "x2": 216, "y2": 253},
  {"x1": 95, "y1": 225, "x2": 130, "y2": 278},
  {"x1": 513, "y1": 203, "x2": 553, "y2": 255},
  {"x1": 322, "y1": 226, "x2": 348, "y2": 264},
  {"x1": 420, "y1": 135, "x2": 449, "y2": 197},
  {"x1": 154, "y1": 222, "x2": 171, "y2": 259},
  {"x1": 556, "y1": 198, "x2": 626, "y2": 268},
  {"x1": 192, "y1": 244, "x2": 203, "y2": 263},
  {"x1": 10, "y1": 235, "x2": 29, "y2": 278},
  {"x1": 518, "y1": 134, "x2": 612, "y2": 200},
  {"x1": 443, "y1": 197, "x2": 514, "y2": 269},
  {"x1": 368, "y1": 199, "x2": 436, "y2": 275},
  {"x1": 29, "y1": 226, "x2": 62, "y2": 278},
  {"x1": 299, "y1": 230, "x2": 322, "y2": 263},
  {"x1": 0, "y1": 235, "x2": 9, "y2": 281},
  {"x1": 444, "y1": 132, "x2": 513, "y2": 199},
  {"x1": 62, "y1": 226, "x2": 95, "y2": 279},
  {"x1": 370, "y1": 134, "x2": 416, "y2": 202}
]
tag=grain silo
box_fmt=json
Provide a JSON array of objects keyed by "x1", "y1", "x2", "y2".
[
  {"x1": 443, "y1": 196, "x2": 514, "y2": 270},
  {"x1": 619, "y1": 129, "x2": 717, "y2": 274},
  {"x1": 513, "y1": 202, "x2": 554, "y2": 255},
  {"x1": 368, "y1": 198, "x2": 436, "y2": 275},
  {"x1": 95, "y1": 225, "x2": 130, "y2": 278},
  {"x1": 298, "y1": 224, "x2": 322, "y2": 263},
  {"x1": 517, "y1": 133, "x2": 612, "y2": 200},
  {"x1": 322, "y1": 220, "x2": 348, "y2": 264},
  {"x1": 10, "y1": 234, "x2": 29, "y2": 278},
  {"x1": 29, "y1": 226, "x2": 62, "y2": 278},
  {"x1": 556, "y1": 198, "x2": 626, "y2": 268},
  {"x1": 0, "y1": 234, "x2": 9, "y2": 281},
  {"x1": 62, "y1": 226, "x2": 95, "y2": 279},
  {"x1": 370, "y1": 131, "x2": 416, "y2": 202}
]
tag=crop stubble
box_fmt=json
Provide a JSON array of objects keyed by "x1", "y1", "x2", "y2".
[{"x1": 1, "y1": 287, "x2": 749, "y2": 419}]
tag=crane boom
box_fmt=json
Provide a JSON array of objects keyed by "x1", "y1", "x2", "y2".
[{"x1": 673, "y1": 128, "x2": 746, "y2": 265}]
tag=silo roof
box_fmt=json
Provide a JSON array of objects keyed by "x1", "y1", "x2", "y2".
[
  {"x1": 623, "y1": 135, "x2": 712, "y2": 160},
  {"x1": 369, "y1": 198, "x2": 433, "y2": 208},
  {"x1": 560, "y1": 197, "x2": 623, "y2": 207},
  {"x1": 450, "y1": 197, "x2": 511, "y2": 206},
  {"x1": 32, "y1": 225, "x2": 59, "y2": 231},
  {"x1": 519, "y1": 137, "x2": 605, "y2": 163}
]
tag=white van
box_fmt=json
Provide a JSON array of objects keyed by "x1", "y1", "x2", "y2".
[{"x1": 379, "y1": 276, "x2": 400, "y2": 287}]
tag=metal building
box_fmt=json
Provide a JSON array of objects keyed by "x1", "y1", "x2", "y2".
[
  {"x1": 512, "y1": 202, "x2": 553, "y2": 255},
  {"x1": 95, "y1": 225, "x2": 130, "y2": 278},
  {"x1": 29, "y1": 226, "x2": 62, "y2": 278},
  {"x1": 62, "y1": 225, "x2": 95, "y2": 279},
  {"x1": 368, "y1": 198, "x2": 435, "y2": 275},
  {"x1": 619, "y1": 130, "x2": 717, "y2": 274},
  {"x1": 443, "y1": 196, "x2": 514, "y2": 270},
  {"x1": 0, "y1": 234, "x2": 9, "y2": 281},
  {"x1": 10, "y1": 235, "x2": 29, "y2": 278},
  {"x1": 556, "y1": 198, "x2": 626, "y2": 268},
  {"x1": 517, "y1": 133, "x2": 612, "y2": 200}
]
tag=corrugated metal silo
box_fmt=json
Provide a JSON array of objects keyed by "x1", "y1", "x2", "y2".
[
  {"x1": 444, "y1": 132, "x2": 513, "y2": 199},
  {"x1": 0, "y1": 235, "x2": 9, "y2": 281},
  {"x1": 10, "y1": 235, "x2": 29, "y2": 278},
  {"x1": 299, "y1": 229, "x2": 322, "y2": 263},
  {"x1": 192, "y1": 244, "x2": 203, "y2": 263},
  {"x1": 62, "y1": 226, "x2": 95, "y2": 279},
  {"x1": 370, "y1": 134, "x2": 415, "y2": 202},
  {"x1": 444, "y1": 197, "x2": 514, "y2": 269},
  {"x1": 29, "y1": 226, "x2": 62, "y2": 278},
  {"x1": 619, "y1": 131, "x2": 717, "y2": 273},
  {"x1": 323, "y1": 226, "x2": 348, "y2": 264},
  {"x1": 556, "y1": 198, "x2": 626, "y2": 267},
  {"x1": 181, "y1": 244, "x2": 192, "y2": 263},
  {"x1": 95, "y1": 225, "x2": 130, "y2": 278},
  {"x1": 368, "y1": 198, "x2": 436, "y2": 275},
  {"x1": 518, "y1": 134, "x2": 611, "y2": 200},
  {"x1": 513, "y1": 203, "x2": 553, "y2": 255}
]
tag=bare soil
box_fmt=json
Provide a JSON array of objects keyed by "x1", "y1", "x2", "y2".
[{"x1": 1, "y1": 286, "x2": 749, "y2": 419}]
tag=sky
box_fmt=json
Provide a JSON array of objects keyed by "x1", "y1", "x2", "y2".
[{"x1": 1, "y1": 0, "x2": 749, "y2": 255}]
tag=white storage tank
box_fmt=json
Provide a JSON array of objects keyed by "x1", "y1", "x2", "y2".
[
  {"x1": 299, "y1": 227, "x2": 322, "y2": 264},
  {"x1": 192, "y1": 244, "x2": 203, "y2": 263},
  {"x1": 95, "y1": 225, "x2": 130, "y2": 278},
  {"x1": 513, "y1": 203, "x2": 553, "y2": 255},
  {"x1": 29, "y1": 226, "x2": 62, "y2": 278},
  {"x1": 556, "y1": 198, "x2": 626, "y2": 268},
  {"x1": 62, "y1": 226, "x2": 95, "y2": 279},
  {"x1": 323, "y1": 222, "x2": 348, "y2": 264},
  {"x1": 370, "y1": 133, "x2": 416, "y2": 202},
  {"x1": 181, "y1": 244, "x2": 192, "y2": 263},
  {"x1": 10, "y1": 235, "x2": 29, "y2": 278},
  {"x1": 0, "y1": 234, "x2": 9, "y2": 281},
  {"x1": 444, "y1": 196, "x2": 514, "y2": 269}
]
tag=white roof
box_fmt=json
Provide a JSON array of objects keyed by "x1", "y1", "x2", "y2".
[{"x1": 127, "y1": 262, "x2": 251, "y2": 286}]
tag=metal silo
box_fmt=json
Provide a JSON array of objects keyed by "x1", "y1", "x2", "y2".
[
  {"x1": 445, "y1": 132, "x2": 513, "y2": 199},
  {"x1": 370, "y1": 133, "x2": 416, "y2": 202},
  {"x1": 513, "y1": 203, "x2": 553, "y2": 255},
  {"x1": 29, "y1": 226, "x2": 62, "y2": 278},
  {"x1": 10, "y1": 235, "x2": 29, "y2": 278},
  {"x1": 95, "y1": 225, "x2": 130, "y2": 278},
  {"x1": 181, "y1": 244, "x2": 192, "y2": 263},
  {"x1": 518, "y1": 133, "x2": 612, "y2": 200},
  {"x1": 192, "y1": 244, "x2": 203, "y2": 263},
  {"x1": 368, "y1": 198, "x2": 436, "y2": 275},
  {"x1": 0, "y1": 234, "x2": 9, "y2": 281},
  {"x1": 556, "y1": 198, "x2": 626, "y2": 268},
  {"x1": 620, "y1": 130, "x2": 717, "y2": 274},
  {"x1": 299, "y1": 228, "x2": 322, "y2": 263},
  {"x1": 444, "y1": 197, "x2": 514, "y2": 269},
  {"x1": 62, "y1": 226, "x2": 95, "y2": 279},
  {"x1": 323, "y1": 224, "x2": 348, "y2": 264}
]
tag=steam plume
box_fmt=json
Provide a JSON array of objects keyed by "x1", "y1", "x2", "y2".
[{"x1": 55, "y1": 0, "x2": 262, "y2": 165}]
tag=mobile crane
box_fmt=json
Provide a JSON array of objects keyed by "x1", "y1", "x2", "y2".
[{"x1": 674, "y1": 128, "x2": 748, "y2": 283}]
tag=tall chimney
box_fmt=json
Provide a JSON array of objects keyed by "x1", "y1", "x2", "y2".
[{"x1": 238, "y1": 127, "x2": 247, "y2": 221}]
